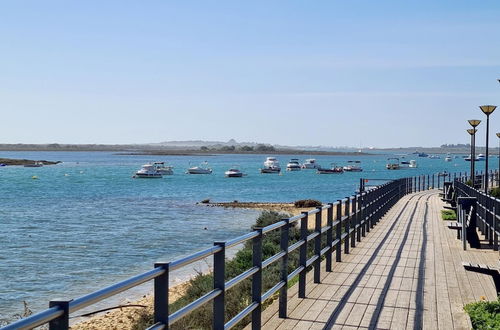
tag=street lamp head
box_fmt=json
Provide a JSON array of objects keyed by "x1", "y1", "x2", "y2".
[
  {"x1": 467, "y1": 129, "x2": 477, "y2": 135},
  {"x1": 480, "y1": 105, "x2": 497, "y2": 115},
  {"x1": 468, "y1": 119, "x2": 481, "y2": 127}
]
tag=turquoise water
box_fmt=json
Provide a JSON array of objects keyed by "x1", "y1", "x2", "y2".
[{"x1": 0, "y1": 151, "x2": 481, "y2": 320}]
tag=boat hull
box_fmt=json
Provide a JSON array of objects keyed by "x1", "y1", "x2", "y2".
[{"x1": 260, "y1": 168, "x2": 281, "y2": 174}]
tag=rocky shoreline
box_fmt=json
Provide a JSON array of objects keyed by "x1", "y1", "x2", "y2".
[{"x1": 0, "y1": 158, "x2": 61, "y2": 166}]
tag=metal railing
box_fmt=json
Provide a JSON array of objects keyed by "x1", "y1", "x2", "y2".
[
  {"x1": 2, "y1": 173, "x2": 453, "y2": 330},
  {"x1": 454, "y1": 180, "x2": 500, "y2": 251}
]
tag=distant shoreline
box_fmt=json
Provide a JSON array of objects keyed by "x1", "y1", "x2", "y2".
[{"x1": 117, "y1": 150, "x2": 375, "y2": 156}]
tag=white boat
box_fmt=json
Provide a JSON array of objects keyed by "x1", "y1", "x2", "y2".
[
  {"x1": 444, "y1": 156, "x2": 452, "y2": 162},
  {"x1": 409, "y1": 160, "x2": 417, "y2": 168},
  {"x1": 286, "y1": 159, "x2": 301, "y2": 171},
  {"x1": 24, "y1": 161, "x2": 44, "y2": 167},
  {"x1": 153, "y1": 162, "x2": 174, "y2": 175},
  {"x1": 260, "y1": 157, "x2": 281, "y2": 173},
  {"x1": 301, "y1": 159, "x2": 319, "y2": 169},
  {"x1": 386, "y1": 158, "x2": 400, "y2": 170},
  {"x1": 343, "y1": 164, "x2": 363, "y2": 172},
  {"x1": 187, "y1": 162, "x2": 212, "y2": 174},
  {"x1": 134, "y1": 164, "x2": 163, "y2": 178},
  {"x1": 429, "y1": 155, "x2": 441, "y2": 159},
  {"x1": 225, "y1": 166, "x2": 244, "y2": 178},
  {"x1": 477, "y1": 154, "x2": 486, "y2": 161}
]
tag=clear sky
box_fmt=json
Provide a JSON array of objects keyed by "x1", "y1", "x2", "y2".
[{"x1": 1, "y1": 1, "x2": 500, "y2": 147}]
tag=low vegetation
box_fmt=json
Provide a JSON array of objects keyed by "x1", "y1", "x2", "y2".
[
  {"x1": 441, "y1": 209, "x2": 457, "y2": 220},
  {"x1": 489, "y1": 187, "x2": 500, "y2": 199},
  {"x1": 464, "y1": 297, "x2": 500, "y2": 329},
  {"x1": 133, "y1": 211, "x2": 308, "y2": 330},
  {"x1": 294, "y1": 199, "x2": 323, "y2": 208}
]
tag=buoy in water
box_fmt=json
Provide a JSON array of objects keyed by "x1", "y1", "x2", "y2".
[{"x1": 32, "y1": 176, "x2": 38, "y2": 180}]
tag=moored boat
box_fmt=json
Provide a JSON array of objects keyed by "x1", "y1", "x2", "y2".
[
  {"x1": 187, "y1": 162, "x2": 212, "y2": 174},
  {"x1": 317, "y1": 164, "x2": 344, "y2": 174},
  {"x1": 260, "y1": 157, "x2": 281, "y2": 173},
  {"x1": 386, "y1": 158, "x2": 400, "y2": 170},
  {"x1": 134, "y1": 164, "x2": 163, "y2": 178},
  {"x1": 153, "y1": 162, "x2": 174, "y2": 175},
  {"x1": 301, "y1": 159, "x2": 319, "y2": 169},
  {"x1": 343, "y1": 164, "x2": 363, "y2": 172},
  {"x1": 225, "y1": 166, "x2": 244, "y2": 178},
  {"x1": 409, "y1": 160, "x2": 417, "y2": 168},
  {"x1": 286, "y1": 159, "x2": 301, "y2": 171}
]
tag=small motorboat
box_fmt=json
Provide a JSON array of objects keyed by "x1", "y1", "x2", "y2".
[
  {"x1": 187, "y1": 162, "x2": 212, "y2": 174},
  {"x1": 317, "y1": 164, "x2": 344, "y2": 174},
  {"x1": 286, "y1": 159, "x2": 301, "y2": 171},
  {"x1": 153, "y1": 162, "x2": 174, "y2": 175},
  {"x1": 409, "y1": 160, "x2": 417, "y2": 168},
  {"x1": 225, "y1": 166, "x2": 244, "y2": 178},
  {"x1": 386, "y1": 158, "x2": 400, "y2": 170},
  {"x1": 418, "y1": 152, "x2": 429, "y2": 158},
  {"x1": 429, "y1": 155, "x2": 440, "y2": 159},
  {"x1": 343, "y1": 164, "x2": 363, "y2": 172},
  {"x1": 444, "y1": 156, "x2": 452, "y2": 162},
  {"x1": 261, "y1": 157, "x2": 281, "y2": 173},
  {"x1": 477, "y1": 154, "x2": 486, "y2": 161},
  {"x1": 24, "y1": 161, "x2": 44, "y2": 167},
  {"x1": 134, "y1": 164, "x2": 163, "y2": 178},
  {"x1": 301, "y1": 159, "x2": 320, "y2": 169}
]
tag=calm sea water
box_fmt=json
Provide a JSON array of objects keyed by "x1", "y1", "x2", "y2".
[{"x1": 0, "y1": 151, "x2": 479, "y2": 320}]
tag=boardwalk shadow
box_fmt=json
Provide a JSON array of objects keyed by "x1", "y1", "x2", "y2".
[{"x1": 322, "y1": 197, "x2": 415, "y2": 330}]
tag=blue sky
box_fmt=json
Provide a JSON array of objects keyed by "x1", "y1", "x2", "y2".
[{"x1": 1, "y1": 1, "x2": 499, "y2": 147}]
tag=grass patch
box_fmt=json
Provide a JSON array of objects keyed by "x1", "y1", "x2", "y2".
[
  {"x1": 441, "y1": 209, "x2": 456, "y2": 220},
  {"x1": 490, "y1": 187, "x2": 500, "y2": 199},
  {"x1": 464, "y1": 297, "x2": 500, "y2": 329}
]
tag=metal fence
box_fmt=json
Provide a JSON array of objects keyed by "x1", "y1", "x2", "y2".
[
  {"x1": 2, "y1": 173, "x2": 453, "y2": 330},
  {"x1": 454, "y1": 179, "x2": 500, "y2": 251}
]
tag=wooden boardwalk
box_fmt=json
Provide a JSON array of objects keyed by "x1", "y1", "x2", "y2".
[{"x1": 253, "y1": 190, "x2": 499, "y2": 330}]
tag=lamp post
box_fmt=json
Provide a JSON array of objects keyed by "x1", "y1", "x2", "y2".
[
  {"x1": 479, "y1": 105, "x2": 497, "y2": 194},
  {"x1": 468, "y1": 119, "x2": 481, "y2": 186},
  {"x1": 467, "y1": 128, "x2": 478, "y2": 184}
]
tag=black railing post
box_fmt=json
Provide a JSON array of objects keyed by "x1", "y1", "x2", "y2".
[
  {"x1": 49, "y1": 299, "x2": 71, "y2": 330},
  {"x1": 493, "y1": 205, "x2": 499, "y2": 251},
  {"x1": 351, "y1": 196, "x2": 356, "y2": 247},
  {"x1": 345, "y1": 198, "x2": 350, "y2": 254},
  {"x1": 336, "y1": 201, "x2": 342, "y2": 262},
  {"x1": 251, "y1": 229, "x2": 263, "y2": 330},
  {"x1": 361, "y1": 192, "x2": 366, "y2": 237},
  {"x1": 298, "y1": 212, "x2": 308, "y2": 298},
  {"x1": 326, "y1": 204, "x2": 333, "y2": 272},
  {"x1": 314, "y1": 207, "x2": 322, "y2": 284},
  {"x1": 366, "y1": 192, "x2": 372, "y2": 232},
  {"x1": 427, "y1": 175, "x2": 430, "y2": 190},
  {"x1": 432, "y1": 174, "x2": 435, "y2": 189},
  {"x1": 418, "y1": 175, "x2": 421, "y2": 192},
  {"x1": 355, "y1": 195, "x2": 361, "y2": 242},
  {"x1": 279, "y1": 219, "x2": 290, "y2": 318},
  {"x1": 154, "y1": 262, "x2": 169, "y2": 328},
  {"x1": 213, "y1": 241, "x2": 226, "y2": 330}
]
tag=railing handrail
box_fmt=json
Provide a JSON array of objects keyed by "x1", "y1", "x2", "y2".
[{"x1": 2, "y1": 172, "x2": 460, "y2": 330}]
